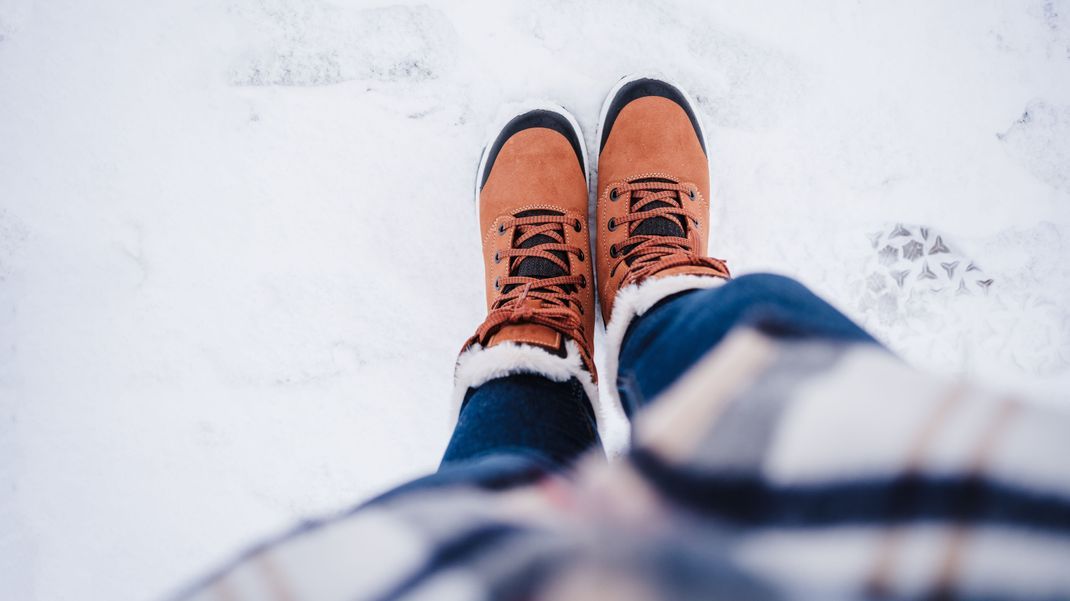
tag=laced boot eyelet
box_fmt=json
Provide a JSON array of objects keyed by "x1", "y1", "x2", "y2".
[
  {"x1": 573, "y1": 220, "x2": 582, "y2": 232},
  {"x1": 688, "y1": 188, "x2": 697, "y2": 200},
  {"x1": 607, "y1": 218, "x2": 617, "y2": 231},
  {"x1": 498, "y1": 223, "x2": 507, "y2": 235},
  {"x1": 609, "y1": 246, "x2": 618, "y2": 258},
  {"x1": 609, "y1": 187, "x2": 620, "y2": 201},
  {"x1": 577, "y1": 250, "x2": 584, "y2": 262},
  {"x1": 579, "y1": 275, "x2": 587, "y2": 288},
  {"x1": 494, "y1": 251, "x2": 501, "y2": 263},
  {"x1": 494, "y1": 277, "x2": 501, "y2": 290}
]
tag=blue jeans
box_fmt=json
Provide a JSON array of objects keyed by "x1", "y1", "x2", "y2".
[{"x1": 440, "y1": 273, "x2": 880, "y2": 469}]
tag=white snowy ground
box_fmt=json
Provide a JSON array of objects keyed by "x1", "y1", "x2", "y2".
[{"x1": 1, "y1": 0, "x2": 1068, "y2": 599}]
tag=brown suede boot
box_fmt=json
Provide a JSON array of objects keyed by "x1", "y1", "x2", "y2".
[
  {"x1": 454, "y1": 106, "x2": 597, "y2": 415},
  {"x1": 595, "y1": 76, "x2": 731, "y2": 322},
  {"x1": 595, "y1": 76, "x2": 731, "y2": 416}
]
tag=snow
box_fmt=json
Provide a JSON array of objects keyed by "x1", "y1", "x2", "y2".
[{"x1": 1, "y1": 0, "x2": 1068, "y2": 599}]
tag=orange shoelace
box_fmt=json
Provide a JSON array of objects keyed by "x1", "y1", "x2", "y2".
[
  {"x1": 466, "y1": 212, "x2": 593, "y2": 370},
  {"x1": 607, "y1": 179, "x2": 729, "y2": 287}
]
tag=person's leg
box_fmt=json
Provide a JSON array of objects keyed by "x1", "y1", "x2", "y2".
[
  {"x1": 589, "y1": 78, "x2": 881, "y2": 418},
  {"x1": 617, "y1": 272, "x2": 883, "y2": 417},
  {"x1": 443, "y1": 105, "x2": 601, "y2": 470},
  {"x1": 440, "y1": 374, "x2": 600, "y2": 469}
]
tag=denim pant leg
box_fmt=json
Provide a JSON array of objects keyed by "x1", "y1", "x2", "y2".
[
  {"x1": 440, "y1": 374, "x2": 602, "y2": 470},
  {"x1": 617, "y1": 273, "x2": 884, "y2": 417}
]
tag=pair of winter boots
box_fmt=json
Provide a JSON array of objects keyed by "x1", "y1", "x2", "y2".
[{"x1": 456, "y1": 76, "x2": 731, "y2": 419}]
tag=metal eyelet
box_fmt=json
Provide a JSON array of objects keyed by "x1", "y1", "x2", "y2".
[
  {"x1": 573, "y1": 220, "x2": 582, "y2": 232},
  {"x1": 688, "y1": 188, "x2": 696, "y2": 200},
  {"x1": 577, "y1": 250, "x2": 584, "y2": 261},
  {"x1": 609, "y1": 246, "x2": 618, "y2": 258},
  {"x1": 494, "y1": 277, "x2": 501, "y2": 290},
  {"x1": 494, "y1": 251, "x2": 501, "y2": 264},
  {"x1": 579, "y1": 275, "x2": 587, "y2": 288},
  {"x1": 498, "y1": 223, "x2": 506, "y2": 235},
  {"x1": 609, "y1": 188, "x2": 620, "y2": 201},
  {"x1": 607, "y1": 218, "x2": 616, "y2": 231}
]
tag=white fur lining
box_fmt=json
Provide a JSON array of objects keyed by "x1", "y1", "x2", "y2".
[
  {"x1": 598, "y1": 274, "x2": 728, "y2": 424},
  {"x1": 451, "y1": 339, "x2": 599, "y2": 427}
]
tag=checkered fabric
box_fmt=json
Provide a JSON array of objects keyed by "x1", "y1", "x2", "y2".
[{"x1": 176, "y1": 329, "x2": 1070, "y2": 601}]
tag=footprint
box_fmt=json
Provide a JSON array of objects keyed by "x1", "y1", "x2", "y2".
[
  {"x1": 855, "y1": 222, "x2": 1069, "y2": 378},
  {"x1": 228, "y1": 1, "x2": 459, "y2": 86},
  {"x1": 862, "y1": 223, "x2": 995, "y2": 313},
  {"x1": 997, "y1": 100, "x2": 1070, "y2": 192}
]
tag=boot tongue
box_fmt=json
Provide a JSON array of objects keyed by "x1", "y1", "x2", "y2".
[
  {"x1": 622, "y1": 178, "x2": 686, "y2": 262},
  {"x1": 490, "y1": 209, "x2": 570, "y2": 356},
  {"x1": 506, "y1": 210, "x2": 568, "y2": 291}
]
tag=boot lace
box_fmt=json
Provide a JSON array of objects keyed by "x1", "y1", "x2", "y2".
[
  {"x1": 607, "y1": 178, "x2": 729, "y2": 286},
  {"x1": 467, "y1": 211, "x2": 592, "y2": 368}
]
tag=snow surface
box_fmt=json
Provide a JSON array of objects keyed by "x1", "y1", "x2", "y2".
[{"x1": 1, "y1": 0, "x2": 1068, "y2": 599}]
